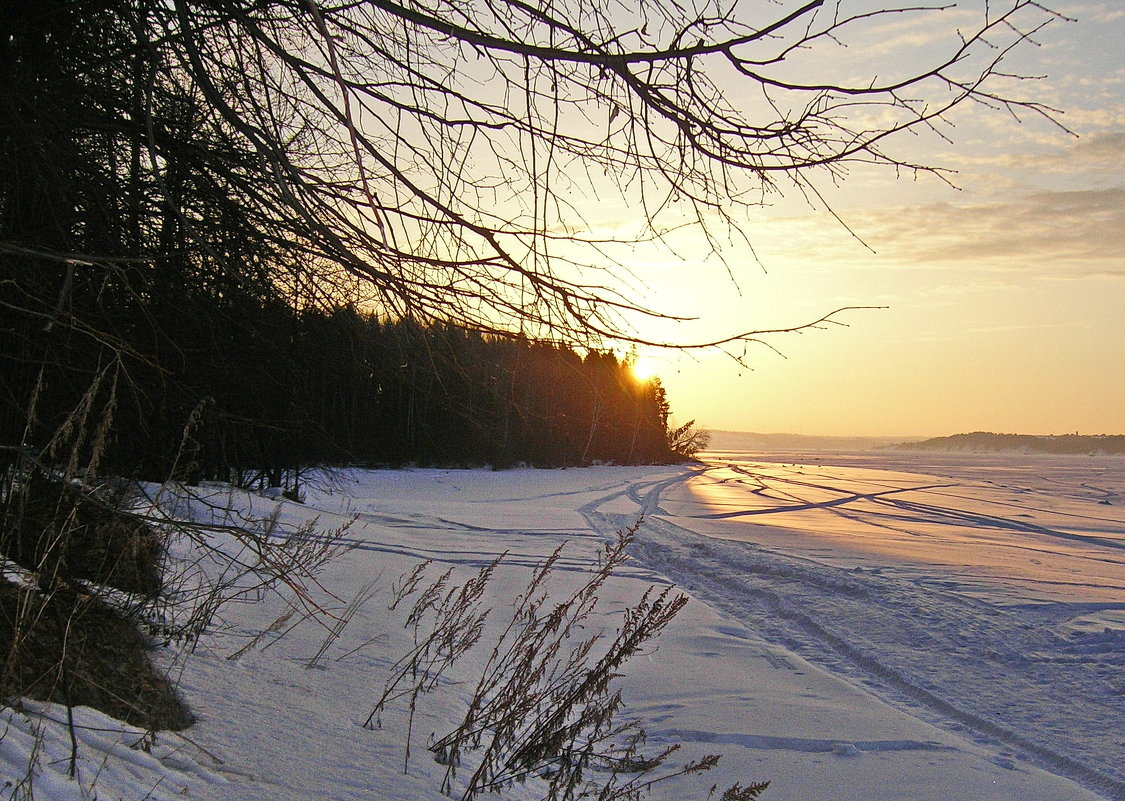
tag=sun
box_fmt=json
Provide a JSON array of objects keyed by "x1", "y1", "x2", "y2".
[{"x1": 630, "y1": 355, "x2": 661, "y2": 383}]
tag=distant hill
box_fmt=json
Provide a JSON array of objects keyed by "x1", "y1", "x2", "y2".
[
  {"x1": 892, "y1": 432, "x2": 1125, "y2": 455},
  {"x1": 707, "y1": 431, "x2": 925, "y2": 452}
]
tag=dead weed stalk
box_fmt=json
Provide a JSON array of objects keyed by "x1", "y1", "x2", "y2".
[{"x1": 370, "y1": 521, "x2": 769, "y2": 801}]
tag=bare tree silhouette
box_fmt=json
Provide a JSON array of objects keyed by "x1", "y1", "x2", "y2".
[{"x1": 136, "y1": 0, "x2": 1065, "y2": 346}]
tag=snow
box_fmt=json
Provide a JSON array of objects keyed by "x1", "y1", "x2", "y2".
[{"x1": 3, "y1": 451, "x2": 1122, "y2": 800}]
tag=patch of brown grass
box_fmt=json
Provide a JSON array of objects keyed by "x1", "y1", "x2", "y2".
[
  {"x1": 0, "y1": 473, "x2": 162, "y2": 597},
  {"x1": 0, "y1": 579, "x2": 193, "y2": 731}
]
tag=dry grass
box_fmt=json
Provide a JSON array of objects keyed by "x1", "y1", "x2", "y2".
[
  {"x1": 0, "y1": 579, "x2": 192, "y2": 731},
  {"x1": 1, "y1": 472, "x2": 162, "y2": 598}
]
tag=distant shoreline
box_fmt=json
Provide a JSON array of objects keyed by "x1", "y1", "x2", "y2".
[
  {"x1": 890, "y1": 432, "x2": 1125, "y2": 456},
  {"x1": 707, "y1": 430, "x2": 1125, "y2": 456},
  {"x1": 707, "y1": 430, "x2": 924, "y2": 453}
]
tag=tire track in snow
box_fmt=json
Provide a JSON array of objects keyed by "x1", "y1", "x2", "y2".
[
  {"x1": 688, "y1": 483, "x2": 959, "y2": 520},
  {"x1": 693, "y1": 465, "x2": 1125, "y2": 552},
  {"x1": 581, "y1": 466, "x2": 1125, "y2": 801},
  {"x1": 648, "y1": 729, "x2": 954, "y2": 755}
]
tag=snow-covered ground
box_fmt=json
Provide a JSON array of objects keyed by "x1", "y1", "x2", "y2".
[{"x1": 3, "y1": 451, "x2": 1122, "y2": 800}]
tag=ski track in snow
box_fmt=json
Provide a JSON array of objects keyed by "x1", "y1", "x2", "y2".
[
  {"x1": 164, "y1": 458, "x2": 1125, "y2": 799},
  {"x1": 648, "y1": 730, "x2": 955, "y2": 755},
  {"x1": 575, "y1": 461, "x2": 1125, "y2": 801},
  {"x1": 9, "y1": 458, "x2": 1119, "y2": 801}
]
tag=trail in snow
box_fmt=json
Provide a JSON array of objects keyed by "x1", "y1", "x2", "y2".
[
  {"x1": 578, "y1": 454, "x2": 1125, "y2": 801},
  {"x1": 5, "y1": 458, "x2": 1121, "y2": 801}
]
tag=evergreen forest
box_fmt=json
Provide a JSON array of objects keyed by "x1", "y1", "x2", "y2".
[
  {"x1": 3, "y1": 295, "x2": 683, "y2": 484},
  {"x1": 0, "y1": 2, "x2": 689, "y2": 731},
  {"x1": 0, "y1": 2, "x2": 686, "y2": 492}
]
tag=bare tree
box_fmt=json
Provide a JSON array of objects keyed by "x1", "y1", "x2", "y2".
[
  {"x1": 2, "y1": 0, "x2": 1068, "y2": 489},
  {"x1": 150, "y1": 0, "x2": 1064, "y2": 347},
  {"x1": 0, "y1": 1, "x2": 1068, "y2": 787}
]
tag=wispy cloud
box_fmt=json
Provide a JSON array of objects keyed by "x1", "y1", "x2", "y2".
[
  {"x1": 929, "y1": 129, "x2": 1125, "y2": 175},
  {"x1": 1072, "y1": 268, "x2": 1125, "y2": 280},
  {"x1": 1063, "y1": 130, "x2": 1125, "y2": 161},
  {"x1": 1063, "y1": 2, "x2": 1125, "y2": 24},
  {"x1": 862, "y1": 186, "x2": 1125, "y2": 269},
  {"x1": 758, "y1": 185, "x2": 1125, "y2": 280}
]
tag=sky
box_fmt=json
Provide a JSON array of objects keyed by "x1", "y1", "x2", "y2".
[{"x1": 622, "y1": 0, "x2": 1124, "y2": 438}]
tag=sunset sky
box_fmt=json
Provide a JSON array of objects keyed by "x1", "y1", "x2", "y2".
[{"x1": 628, "y1": 0, "x2": 1124, "y2": 438}]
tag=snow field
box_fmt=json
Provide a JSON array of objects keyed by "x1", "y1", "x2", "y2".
[{"x1": 2, "y1": 453, "x2": 1121, "y2": 800}]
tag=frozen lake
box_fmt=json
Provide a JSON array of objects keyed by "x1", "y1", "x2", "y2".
[
  {"x1": 677, "y1": 449, "x2": 1124, "y2": 607},
  {"x1": 613, "y1": 449, "x2": 1125, "y2": 798},
  {"x1": 6, "y1": 451, "x2": 1122, "y2": 801}
]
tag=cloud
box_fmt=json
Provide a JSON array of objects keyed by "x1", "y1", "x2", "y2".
[
  {"x1": 928, "y1": 129, "x2": 1125, "y2": 173},
  {"x1": 1064, "y1": 2, "x2": 1125, "y2": 24},
  {"x1": 1066, "y1": 130, "x2": 1125, "y2": 161},
  {"x1": 966, "y1": 319, "x2": 1096, "y2": 334},
  {"x1": 860, "y1": 185, "x2": 1125, "y2": 270},
  {"x1": 1073, "y1": 268, "x2": 1125, "y2": 280},
  {"x1": 756, "y1": 184, "x2": 1125, "y2": 281},
  {"x1": 1058, "y1": 106, "x2": 1125, "y2": 131},
  {"x1": 837, "y1": 6, "x2": 978, "y2": 60}
]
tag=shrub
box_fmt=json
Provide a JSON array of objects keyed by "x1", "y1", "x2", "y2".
[
  {"x1": 667, "y1": 420, "x2": 711, "y2": 461},
  {"x1": 370, "y1": 523, "x2": 768, "y2": 800},
  {"x1": 0, "y1": 580, "x2": 193, "y2": 731}
]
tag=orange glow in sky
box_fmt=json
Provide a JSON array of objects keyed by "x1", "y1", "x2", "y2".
[{"x1": 620, "y1": 1, "x2": 1124, "y2": 437}]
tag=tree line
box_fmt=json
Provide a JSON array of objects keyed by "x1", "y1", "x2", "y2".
[
  {"x1": 0, "y1": 0, "x2": 1062, "y2": 776},
  {"x1": 0, "y1": 2, "x2": 689, "y2": 491},
  {"x1": 7, "y1": 295, "x2": 686, "y2": 485},
  {"x1": 896, "y1": 432, "x2": 1125, "y2": 456}
]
